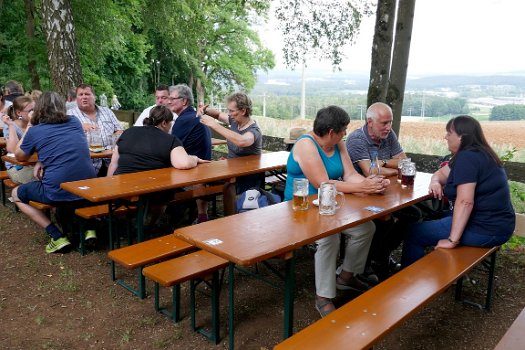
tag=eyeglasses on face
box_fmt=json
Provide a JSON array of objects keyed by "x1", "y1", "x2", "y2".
[{"x1": 168, "y1": 96, "x2": 184, "y2": 102}]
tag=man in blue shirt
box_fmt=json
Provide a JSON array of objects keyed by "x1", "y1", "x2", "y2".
[{"x1": 168, "y1": 84, "x2": 212, "y2": 223}]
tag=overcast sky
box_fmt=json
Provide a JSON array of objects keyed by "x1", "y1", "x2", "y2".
[{"x1": 258, "y1": 0, "x2": 525, "y2": 76}]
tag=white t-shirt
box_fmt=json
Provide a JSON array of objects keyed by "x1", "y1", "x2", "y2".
[{"x1": 134, "y1": 105, "x2": 178, "y2": 127}]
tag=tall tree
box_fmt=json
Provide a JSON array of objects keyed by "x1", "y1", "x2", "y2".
[
  {"x1": 41, "y1": 0, "x2": 82, "y2": 96},
  {"x1": 366, "y1": 0, "x2": 395, "y2": 106},
  {"x1": 23, "y1": 0, "x2": 41, "y2": 90}
]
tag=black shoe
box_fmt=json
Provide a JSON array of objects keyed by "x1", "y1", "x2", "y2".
[{"x1": 388, "y1": 256, "x2": 401, "y2": 273}]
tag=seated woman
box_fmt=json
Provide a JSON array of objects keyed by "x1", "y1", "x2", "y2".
[
  {"x1": 199, "y1": 92, "x2": 263, "y2": 193},
  {"x1": 401, "y1": 115, "x2": 515, "y2": 267},
  {"x1": 107, "y1": 105, "x2": 208, "y2": 175},
  {"x1": 107, "y1": 105, "x2": 209, "y2": 226},
  {"x1": 12, "y1": 91, "x2": 97, "y2": 253},
  {"x1": 2, "y1": 96, "x2": 36, "y2": 184},
  {"x1": 284, "y1": 106, "x2": 389, "y2": 317}
]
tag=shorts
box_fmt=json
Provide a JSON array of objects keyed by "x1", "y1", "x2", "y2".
[{"x1": 16, "y1": 181, "x2": 87, "y2": 207}]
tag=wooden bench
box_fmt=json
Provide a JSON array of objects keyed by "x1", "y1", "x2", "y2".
[
  {"x1": 75, "y1": 203, "x2": 137, "y2": 255},
  {"x1": 107, "y1": 234, "x2": 194, "y2": 299},
  {"x1": 494, "y1": 306, "x2": 525, "y2": 350},
  {"x1": 0, "y1": 170, "x2": 9, "y2": 206},
  {"x1": 143, "y1": 250, "x2": 229, "y2": 344},
  {"x1": 275, "y1": 245, "x2": 499, "y2": 350}
]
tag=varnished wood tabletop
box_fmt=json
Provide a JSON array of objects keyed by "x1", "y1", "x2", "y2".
[
  {"x1": 0, "y1": 137, "x2": 5, "y2": 149},
  {"x1": 175, "y1": 172, "x2": 432, "y2": 266},
  {"x1": 61, "y1": 151, "x2": 289, "y2": 202},
  {"x1": 2, "y1": 149, "x2": 113, "y2": 166}
]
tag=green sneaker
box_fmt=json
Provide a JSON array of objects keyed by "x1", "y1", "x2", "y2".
[
  {"x1": 84, "y1": 230, "x2": 97, "y2": 241},
  {"x1": 45, "y1": 236, "x2": 71, "y2": 254}
]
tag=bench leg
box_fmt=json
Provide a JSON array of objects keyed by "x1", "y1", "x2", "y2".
[
  {"x1": 190, "y1": 272, "x2": 222, "y2": 344},
  {"x1": 283, "y1": 255, "x2": 296, "y2": 339},
  {"x1": 153, "y1": 282, "x2": 181, "y2": 322},
  {"x1": 228, "y1": 263, "x2": 235, "y2": 350},
  {"x1": 455, "y1": 250, "x2": 498, "y2": 311},
  {"x1": 78, "y1": 219, "x2": 86, "y2": 256}
]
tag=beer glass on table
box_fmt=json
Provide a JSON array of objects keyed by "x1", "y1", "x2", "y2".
[
  {"x1": 397, "y1": 158, "x2": 411, "y2": 183},
  {"x1": 292, "y1": 178, "x2": 309, "y2": 211},
  {"x1": 401, "y1": 162, "x2": 416, "y2": 188},
  {"x1": 318, "y1": 182, "x2": 345, "y2": 216}
]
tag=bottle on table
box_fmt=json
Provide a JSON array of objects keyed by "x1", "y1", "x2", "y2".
[{"x1": 369, "y1": 150, "x2": 381, "y2": 176}]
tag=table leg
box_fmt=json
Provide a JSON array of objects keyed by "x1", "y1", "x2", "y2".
[
  {"x1": 283, "y1": 253, "x2": 296, "y2": 339},
  {"x1": 228, "y1": 262, "x2": 235, "y2": 350},
  {"x1": 223, "y1": 180, "x2": 237, "y2": 216}
]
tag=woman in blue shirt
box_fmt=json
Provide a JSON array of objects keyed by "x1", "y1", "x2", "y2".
[
  {"x1": 402, "y1": 115, "x2": 515, "y2": 266},
  {"x1": 284, "y1": 106, "x2": 389, "y2": 317}
]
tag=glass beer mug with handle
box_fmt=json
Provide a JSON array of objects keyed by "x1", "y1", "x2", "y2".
[
  {"x1": 88, "y1": 128, "x2": 104, "y2": 152},
  {"x1": 318, "y1": 182, "x2": 345, "y2": 215},
  {"x1": 401, "y1": 161, "x2": 416, "y2": 188}
]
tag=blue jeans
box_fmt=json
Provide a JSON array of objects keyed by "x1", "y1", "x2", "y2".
[{"x1": 401, "y1": 212, "x2": 511, "y2": 267}]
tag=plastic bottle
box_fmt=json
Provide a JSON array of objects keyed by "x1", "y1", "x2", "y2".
[{"x1": 369, "y1": 150, "x2": 381, "y2": 176}]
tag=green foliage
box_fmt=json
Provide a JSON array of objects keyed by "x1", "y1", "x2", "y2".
[
  {"x1": 500, "y1": 147, "x2": 518, "y2": 163},
  {"x1": 509, "y1": 181, "x2": 525, "y2": 214},
  {"x1": 489, "y1": 104, "x2": 525, "y2": 121},
  {"x1": 275, "y1": 0, "x2": 372, "y2": 68}
]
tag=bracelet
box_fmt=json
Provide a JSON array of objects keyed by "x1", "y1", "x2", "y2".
[{"x1": 447, "y1": 237, "x2": 459, "y2": 245}]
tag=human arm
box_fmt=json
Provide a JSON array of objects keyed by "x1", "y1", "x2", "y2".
[
  {"x1": 33, "y1": 161, "x2": 44, "y2": 180},
  {"x1": 170, "y1": 146, "x2": 210, "y2": 169},
  {"x1": 435, "y1": 182, "x2": 475, "y2": 249},
  {"x1": 200, "y1": 114, "x2": 255, "y2": 148},
  {"x1": 200, "y1": 106, "x2": 229, "y2": 124},
  {"x1": 14, "y1": 125, "x2": 32, "y2": 161},
  {"x1": 428, "y1": 164, "x2": 450, "y2": 200},
  {"x1": 1, "y1": 115, "x2": 19, "y2": 153},
  {"x1": 336, "y1": 140, "x2": 389, "y2": 194},
  {"x1": 107, "y1": 146, "x2": 119, "y2": 176}
]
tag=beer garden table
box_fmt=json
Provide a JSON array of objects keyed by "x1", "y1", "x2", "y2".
[{"x1": 174, "y1": 172, "x2": 433, "y2": 349}]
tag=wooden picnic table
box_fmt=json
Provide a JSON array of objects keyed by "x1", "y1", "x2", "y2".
[
  {"x1": 1, "y1": 149, "x2": 114, "y2": 166},
  {"x1": 61, "y1": 151, "x2": 289, "y2": 241},
  {"x1": 174, "y1": 172, "x2": 433, "y2": 349}
]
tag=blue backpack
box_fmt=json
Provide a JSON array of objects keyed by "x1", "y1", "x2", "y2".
[{"x1": 236, "y1": 188, "x2": 281, "y2": 213}]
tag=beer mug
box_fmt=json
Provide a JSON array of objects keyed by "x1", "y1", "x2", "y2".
[
  {"x1": 397, "y1": 158, "x2": 411, "y2": 183},
  {"x1": 318, "y1": 182, "x2": 345, "y2": 216},
  {"x1": 401, "y1": 161, "x2": 416, "y2": 188},
  {"x1": 292, "y1": 178, "x2": 309, "y2": 211},
  {"x1": 88, "y1": 129, "x2": 104, "y2": 152}
]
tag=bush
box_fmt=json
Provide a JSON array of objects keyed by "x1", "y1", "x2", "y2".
[{"x1": 490, "y1": 104, "x2": 525, "y2": 121}]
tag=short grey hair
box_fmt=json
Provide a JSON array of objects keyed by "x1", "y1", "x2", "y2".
[
  {"x1": 366, "y1": 102, "x2": 392, "y2": 121},
  {"x1": 169, "y1": 84, "x2": 193, "y2": 105}
]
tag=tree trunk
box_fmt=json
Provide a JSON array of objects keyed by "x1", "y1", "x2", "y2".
[
  {"x1": 24, "y1": 0, "x2": 41, "y2": 90},
  {"x1": 367, "y1": 0, "x2": 396, "y2": 107},
  {"x1": 195, "y1": 78, "x2": 205, "y2": 105},
  {"x1": 387, "y1": 0, "x2": 416, "y2": 137},
  {"x1": 41, "y1": 0, "x2": 82, "y2": 97}
]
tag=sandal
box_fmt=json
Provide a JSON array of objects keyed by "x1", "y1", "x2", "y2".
[
  {"x1": 336, "y1": 275, "x2": 371, "y2": 293},
  {"x1": 315, "y1": 298, "x2": 336, "y2": 317}
]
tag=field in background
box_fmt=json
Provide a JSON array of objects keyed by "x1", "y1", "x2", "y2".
[{"x1": 253, "y1": 116, "x2": 525, "y2": 162}]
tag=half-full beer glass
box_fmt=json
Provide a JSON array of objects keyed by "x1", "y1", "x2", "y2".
[{"x1": 292, "y1": 178, "x2": 309, "y2": 211}]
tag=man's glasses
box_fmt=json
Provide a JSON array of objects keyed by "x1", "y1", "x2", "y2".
[
  {"x1": 228, "y1": 109, "x2": 239, "y2": 114},
  {"x1": 169, "y1": 96, "x2": 184, "y2": 101}
]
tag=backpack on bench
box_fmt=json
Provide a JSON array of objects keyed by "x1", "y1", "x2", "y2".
[{"x1": 236, "y1": 188, "x2": 281, "y2": 213}]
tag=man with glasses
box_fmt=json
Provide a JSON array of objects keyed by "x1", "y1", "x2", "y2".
[
  {"x1": 134, "y1": 84, "x2": 176, "y2": 126},
  {"x1": 168, "y1": 84, "x2": 212, "y2": 223}
]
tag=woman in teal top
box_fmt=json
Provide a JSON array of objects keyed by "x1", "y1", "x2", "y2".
[{"x1": 284, "y1": 106, "x2": 389, "y2": 317}]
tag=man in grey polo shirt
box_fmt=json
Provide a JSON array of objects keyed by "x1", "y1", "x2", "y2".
[
  {"x1": 346, "y1": 102, "x2": 418, "y2": 280},
  {"x1": 346, "y1": 102, "x2": 406, "y2": 176}
]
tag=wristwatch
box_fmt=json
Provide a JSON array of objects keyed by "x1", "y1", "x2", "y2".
[{"x1": 381, "y1": 159, "x2": 388, "y2": 167}]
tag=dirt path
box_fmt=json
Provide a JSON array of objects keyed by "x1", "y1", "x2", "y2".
[{"x1": 0, "y1": 204, "x2": 524, "y2": 349}]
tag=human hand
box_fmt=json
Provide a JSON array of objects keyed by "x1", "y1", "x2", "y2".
[
  {"x1": 435, "y1": 238, "x2": 457, "y2": 249},
  {"x1": 199, "y1": 114, "x2": 216, "y2": 127},
  {"x1": 362, "y1": 175, "x2": 388, "y2": 194},
  {"x1": 33, "y1": 161, "x2": 44, "y2": 180},
  {"x1": 196, "y1": 157, "x2": 211, "y2": 164},
  {"x1": 2, "y1": 113, "x2": 14, "y2": 125},
  {"x1": 197, "y1": 103, "x2": 209, "y2": 117},
  {"x1": 429, "y1": 181, "x2": 443, "y2": 200},
  {"x1": 82, "y1": 123, "x2": 97, "y2": 132}
]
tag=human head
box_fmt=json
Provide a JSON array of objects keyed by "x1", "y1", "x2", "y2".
[
  {"x1": 445, "y1": 115, "x2": 501, "y2": 165},
  {"x1": 67, "y1": 87, "x2": 76, "y2": 102},
  {"x1": 155, "y1": 84, "x2": 170, "y2": 106},
  {"x1": 143, "y1": 105, "x2": 174, "y2": 130},
  {"x1": 30, "y1": 89, "x2": 42, "y2": 101},
  {"x1": 168, "y1": 84, "x2": 193, "y2": 115},
  {"x1": 4, "y1": 80, "x2": 24, "y2": 96},
  {"x1": 226, "y1": 92, "x2": 252, "y2": 118},
  {"x1": 313, "y1": 105, "x2": 350, "y2": 137},
  {"x1": 31, "y1": 91, "x2": 68, "y2": 125},
  {"x1": 75, "y1": 83, "x2": 96, "y2": 112},
  {"x1": 366, "y1": 102, "x2": 393, "y2": 141},
  {"x1": 7, "y1": 96, "x2": 34, "y2": 121}
]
